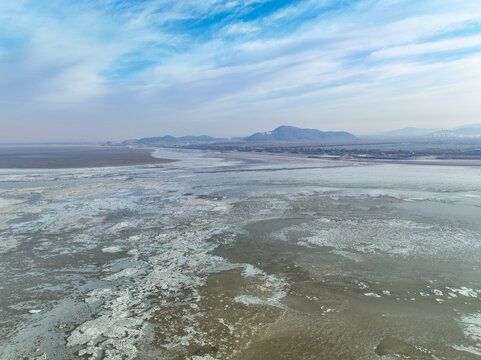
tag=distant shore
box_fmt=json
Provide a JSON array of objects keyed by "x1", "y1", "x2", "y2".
[
  {"x1": 156, "y1": 142, "x2": 481, "y2": 166},
  {"x1": 0, "y1": 145, "x2": 174, "y2": 169},
  {"x1": 244, "y1": 150, "x2": 481, "y2": 166}
]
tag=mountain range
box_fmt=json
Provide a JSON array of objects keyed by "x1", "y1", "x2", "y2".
[
  {"x1": 124, "y1": 126, "x2": 357, "y2": 145},
  {"x1": 245, "y1": 126, "x2": 356, "y2": 142},
  {"x1": 112, "y1": 123, "x2": 481, "y2": 146}
]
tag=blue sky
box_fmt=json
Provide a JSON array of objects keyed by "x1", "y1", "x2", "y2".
[{"x1": 1, "y1": 0, "x2": 481, "y2": 141}]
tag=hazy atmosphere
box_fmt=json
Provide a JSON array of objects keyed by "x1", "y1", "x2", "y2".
[{"x1": 2, "y1": 0, "x2": 481, "y2": 142}]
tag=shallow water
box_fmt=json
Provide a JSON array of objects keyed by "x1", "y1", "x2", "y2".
[{"x1": 1, "y1": 149, "x2": 480, "y2": 359}]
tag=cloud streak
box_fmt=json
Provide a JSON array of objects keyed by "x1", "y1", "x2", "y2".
[{"x1": 1, "y1": 0, "x2": 481, "y2": 141}]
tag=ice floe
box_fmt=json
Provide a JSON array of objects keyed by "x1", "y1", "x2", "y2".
[
  {"x1": 364, "y1": 292, "x2": 381, "y2": 298},
  {"x1": 101, "y1": 246, "x2": 124, "y2": 253},
  {"x1": 446, "y1": 287, "x2": 480, "y2": 298}
]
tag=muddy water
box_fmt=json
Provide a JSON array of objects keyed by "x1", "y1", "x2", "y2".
[
  {"x1": 1, "y1": 149, "x2": 481, "y2": 359},
  {"x1": 213, "y1": 206, "x2": 481, "y2": 359}
]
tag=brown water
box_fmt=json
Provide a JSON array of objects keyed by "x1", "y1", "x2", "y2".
[{"x1": 0, "y1": 145, "x2": 171, "y2": 168}]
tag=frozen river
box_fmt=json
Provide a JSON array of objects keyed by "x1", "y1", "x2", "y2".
[{"x1": 1, "y1": 149, "x2": 481, "y2": 359}]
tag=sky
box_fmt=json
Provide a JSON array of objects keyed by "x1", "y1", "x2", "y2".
[{"x1": 1, "y1": 0, "x2": 481, "y2": 142}]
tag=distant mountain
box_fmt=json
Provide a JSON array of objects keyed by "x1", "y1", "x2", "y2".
[
  {"x1": 245, "y1": 126, "x2": 356, "y2": 143},
  {"x1": 380, "y1": 127, "x2": 442, "y2": 138},
  {"x1": 122, "y1": 126, "x2": 357, "y2": 145},
  {"x1": 135, "y1": 135, "x2": 224, "y2": 145}
]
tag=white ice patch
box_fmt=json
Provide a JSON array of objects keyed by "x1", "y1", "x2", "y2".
[
  {"x1": 453, "y1": 312, "x2": 481, "y2": 356},
  {"x1": 234, "y1": 270, "x2": 287, "y2": 309},
  {"x1": 459, "y1": 312, "x2": 481, "y2": 342},
  {"x1": 0, "y1": 198, "x2": 24, "y2": 211},
  {"x1": 102, "y1": 246, "x2": 123, "y2": 253},
  {"x1": 66, "y1": 225, "x2": 243, "y2": 359},
  {"x1": 357, "y1": 282, "x2": 368, "y2": 289},
  {"x1": 103, "y1": 267, "x2": 140, "y2": 281},
  {"x1": 447, "y1": 287, "x2": 479, "y2": 298},
  {"x1": 452, "y1": 345, "x2": 481, "y2": 357},
  {"x1": 67, "y1": 288, "x2": 146, "y2": 359},
  {"x1": 109, "y1": 222, "x2": 131, "y2": 232},
  {"x1": 234, "y1": 295, "x2": 265, "y2": 306},
  {"x1": 297, "y1": 240, "x2": 316, "y2": 248},
  {"x1": 84, "y1": 288, "x2": 113, "y2": 304},
  {"x1": 282, "y1": 216, "x2": 480, "y2": 258},
  {"x1": 0, "y1": 235, "x2": 20, "y2": 254},
  {"x1": 211, "y1": 204, "x2": 231, "y2": 212},
  {"x1": 241, "y1": 264, "x2": 264, "y2": 278},
  {"x1": 189, "y1": 355, "x2": 217, "y2": 360},
  {"x1": 364, "y1": 293, "x2": 381, "y2": 298}
]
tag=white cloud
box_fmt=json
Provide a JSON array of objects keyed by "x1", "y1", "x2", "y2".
[
  {"x1": 2, "y1": 0, "x2": 481, "y2": 140},
  {"x1": 372, "y1": 34, "x2": 481, "y2": 59},
  {"x1": 223, "y1": 22, "x2": 259, "y2": 35}
]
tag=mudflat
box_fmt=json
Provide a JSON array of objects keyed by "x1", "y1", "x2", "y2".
[{"x1": 0, "y1": 145, "x2": 173, "y2": 168}]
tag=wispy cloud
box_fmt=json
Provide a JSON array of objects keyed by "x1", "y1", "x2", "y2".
[
  {"x1": 371, "y1": 33, "x2": 481, "y2": 59},
  {"x1": 1, "y1": 0, "x2": 481, "y2": 141}
]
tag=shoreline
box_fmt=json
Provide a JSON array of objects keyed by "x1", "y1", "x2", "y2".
[
  {"x1": 129, "y1": 139, "x2": 481, "y2": 167},
  {"x1": 192, "y1": 147, "x2": 481, "y2": 167},
  {"x1": 2, "y1": 144, "x2": 481, "y2": 170}
]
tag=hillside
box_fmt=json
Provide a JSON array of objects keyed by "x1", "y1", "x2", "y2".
[{"x1": 245, "y1": 126, "x2": 356, "y2": 143}]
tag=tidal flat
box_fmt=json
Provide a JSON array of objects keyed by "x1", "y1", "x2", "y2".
[
  {"x1": 1, "y1": 148, "x2": 480, "y2": 359},
  {"x1": 0, "y1": 146, "x2": 172, "y2": 168}
]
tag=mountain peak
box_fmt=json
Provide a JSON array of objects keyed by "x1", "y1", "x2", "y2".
[{"x1": 245, "y1": 126, "x2": 356, "y2": 143}]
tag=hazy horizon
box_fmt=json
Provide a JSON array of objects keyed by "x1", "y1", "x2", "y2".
[
  {"x1": 3, "y1": 122, "x2": 481, "y2": 145},
  {"x1": 2, "y1": 0, "x2": 481, "y2": 142}
]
